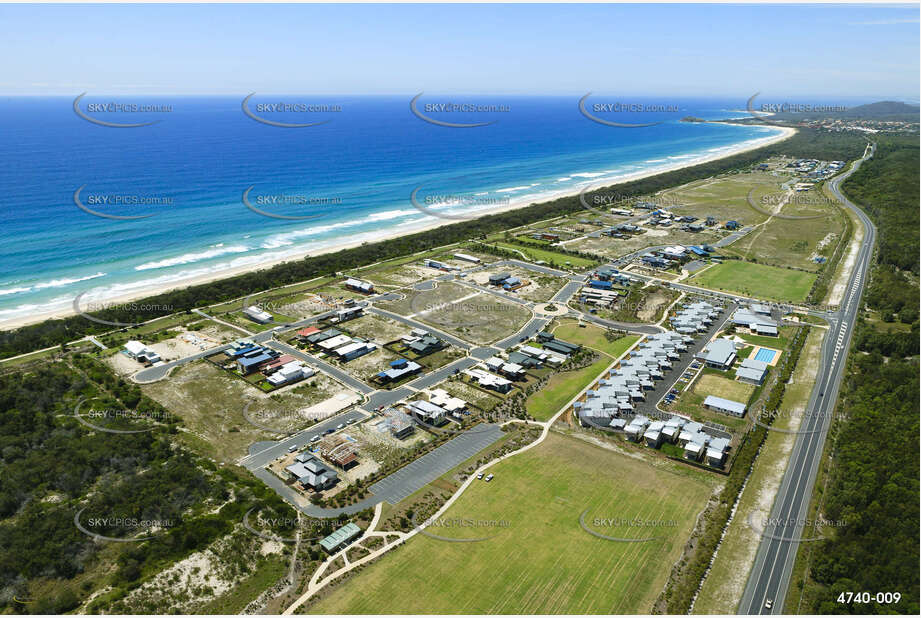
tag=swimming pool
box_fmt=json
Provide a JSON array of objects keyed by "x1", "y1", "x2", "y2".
[{"x1": 754, "y1": 348, "x2": 777, "y2": 363}]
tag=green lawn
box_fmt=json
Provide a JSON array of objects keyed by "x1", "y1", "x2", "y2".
[
  {"x1": 308, "y1": 433, "x2": 714, "y2": 614},
  {"x1": 550, "y1": 322, "x2": 639, "y2": 358},
  {"x1": 526, "y1": 356, "x2": 611, "y2": 422},
  {"x1": 690, "y1": 261, "x2": 816, "y2": 302},
  {"x1": 489, "y1": 242, "x2": 597, "y2": 269},
  {"x1": 525, "y1": 333, "x2": 638, "y2": 421}
]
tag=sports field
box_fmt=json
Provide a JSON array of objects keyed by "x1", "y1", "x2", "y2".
[
  {"x1": 689, "y1": 261, "x2": 816, "y2": 302},
  {"x1": 308, "y1": 433, "x2": 714, "y2": 614}
]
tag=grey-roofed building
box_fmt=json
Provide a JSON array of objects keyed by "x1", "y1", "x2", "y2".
[
  {"x1": 543, "y1": 338, "x2": 581, "y2": 355},
  {"x1": 488, "y1": 272, "x2": 512, "y2": 285},
  {"x1": 407, "y1": 334, "x2": 445, "y2": 356},
  {"x1": 732, "y1": 307, "x2": 779, "y2": 337},
  {"x1": 661, "y1": 416, "x2": 688, "y2": 443},
  {"x1": 706, "y1": 437, "x2": 731, "y2": 467},
  {"x1": 306, "y1": 328, "x2": 342, "y2": 345},
  {"x1": 508, "y1": 350, "x2": 542, "y2": 369},
  {"x1": 285, "y1": 456, "x2": 338, "y2": 491},
  {"x1": 670, "y1": 300, "x2": 720, "y2": 334},
  {"x1": 736, "y1": 357, "x2": 769, "y2": 385},
  {"x1": 643, "y1": 421, "x2": 665, "y2": 448},
  {"x1": 696, "y1": 338, "x2": 737, "y2": 370},
  {"x1": 703, "y1": 395, "x2": 747, "y2": 417}
]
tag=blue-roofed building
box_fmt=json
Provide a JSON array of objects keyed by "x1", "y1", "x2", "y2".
[
  {"x1": 237, "y1": 352, "x2": 273, "y2": 374},
  {"x1": 689, "y1": 245, "x2": 709, "y2": 256},
  {"x1": 588, "y1": 279, "x2": 613, "y2": 290},
  {"x1": 725, "y1": 220, "x2": 740, "y2": 230},
  {"x1": 377, "y1": 358, "x2": 422, "y2": 383}
]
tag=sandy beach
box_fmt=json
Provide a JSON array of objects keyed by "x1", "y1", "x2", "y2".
[{"x1": 2, "y1": 124, "x2": 796, "y2": 332}]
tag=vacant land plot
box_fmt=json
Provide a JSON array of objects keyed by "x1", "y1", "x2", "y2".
[
  {"x1": 141, "y1": 361, "x2": 354, "y2": 461},
  {"x1": 435, "y1": 378, "x2": 504, "y2": 413},
  {"x1": 308, "y1": 432, "x2": 713, "y2": 615},
  {"x1": 656, "y1": 167, "x2": 786, "y2": 226},
  {"x1": 339, "y1": 313, "x2": 407, "y2": 344},
  {"x1": 724, "y1": 197, "x2": 844, "y2": 272},
  {"x1": 689, "y1": 261, "x2": 816, "y2": 302},
  {"x1": 378, "y1": 281, "x2": 531, "y2": 344},
  {"x1": 673, "y1": 371, "x2": 755, "y2": 432}
]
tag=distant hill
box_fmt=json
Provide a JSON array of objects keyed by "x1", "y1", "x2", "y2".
[
  {"x1": 770, "y1": 100, "x2": 919, "y2": 122},
  {"x1": 838, "y1": 101, "x2": 919, "y2": 120}
]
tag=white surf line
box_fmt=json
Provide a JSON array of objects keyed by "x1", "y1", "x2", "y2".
[
  {"x1": 283, "y1": 334, "x2": 645, "y2": 615},
  {"x1": 405, "y1": 290, "x2": 483, "y2": 319}
]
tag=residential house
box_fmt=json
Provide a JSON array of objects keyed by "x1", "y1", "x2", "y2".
[
  {"x1": 377, "y1": 358, "x2": 422, "y2": 383},
  {"x1": 344, "y1": 278, "x2": 374, "y2": 294},
  {"x1": 243, "y1": 305, "x2": 273, "y2": 324},
  {"x1": 285, "y1": 456, "x2": 338, "y2": 491},
  {"x1": 123, "y1": 340, "x2": 161, "y2": 363}
]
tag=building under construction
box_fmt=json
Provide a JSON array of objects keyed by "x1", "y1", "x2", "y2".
[{"x1": 317, "y1": 436, "x2": 359, "y2": 468}]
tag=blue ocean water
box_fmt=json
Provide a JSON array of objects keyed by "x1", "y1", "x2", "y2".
[{"x1": 0, "y1": 95, "x2": 783, "y2": 323}]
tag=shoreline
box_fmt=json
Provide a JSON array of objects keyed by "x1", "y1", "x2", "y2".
[{"x1": 1, "y1": 124, "x2": 796, "y2": 332}]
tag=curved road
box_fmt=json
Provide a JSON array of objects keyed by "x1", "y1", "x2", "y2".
[{"x1": 739, "y1": 144, "x2": 876, "y2": 614}]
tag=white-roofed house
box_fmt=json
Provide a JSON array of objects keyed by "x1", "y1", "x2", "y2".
[{"x1": 703, "y1": 395, "x2": 748, "y2": 417}]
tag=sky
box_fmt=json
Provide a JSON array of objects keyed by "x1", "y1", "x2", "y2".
[{"x1": 0, "y1": 3, "x2": 918, "y2": 99}]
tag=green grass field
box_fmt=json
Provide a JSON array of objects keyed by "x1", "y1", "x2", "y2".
[
  {"x1": 489, "y1": 242, "x2": 597, "y2": 269},
  {"x1": 550, "y1": 322, "x2": 639, "y2": 357},
  {"x1": 308, "y1": 433, "x2": 714, "y2": 614},
  {"x1": 526, "y1": 332, "x2": 638, "y2": 421},
  {"x1": 689, "y1": 261, "x2": 816, "y2": 302}
]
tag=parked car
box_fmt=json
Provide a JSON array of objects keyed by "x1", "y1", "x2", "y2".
[
  {"x1": 476, "y1": 473, "x2": 484, "y2": 480},
  {"x1": 310, "y1": 435, "x2": 320, "y2": 443},
  {"x1": 287, "y1": 445, "x2": 298, "y2": 453},
  {"x1": 336, "y1": 423, "x2": 345, "y2": 430},
  {"x1": 484, "y1": 474, "x2": 494, "y2": 482}
]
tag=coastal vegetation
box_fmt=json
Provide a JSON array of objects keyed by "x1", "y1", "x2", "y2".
[
  {"x1": 786, "y1": 134, "x2": 919, "y2": 614},
  {"x1": 0, "y1": 357, "x2": 322, "y2": 614}
]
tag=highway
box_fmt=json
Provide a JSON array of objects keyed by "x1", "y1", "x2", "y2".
[{"x1": 739, "y1": 144, "x2": 876, "y2": 614}]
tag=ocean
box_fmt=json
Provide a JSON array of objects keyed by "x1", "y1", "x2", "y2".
[{"x1": 0, "y1": 95, "x2": 784, "y2": 325}]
